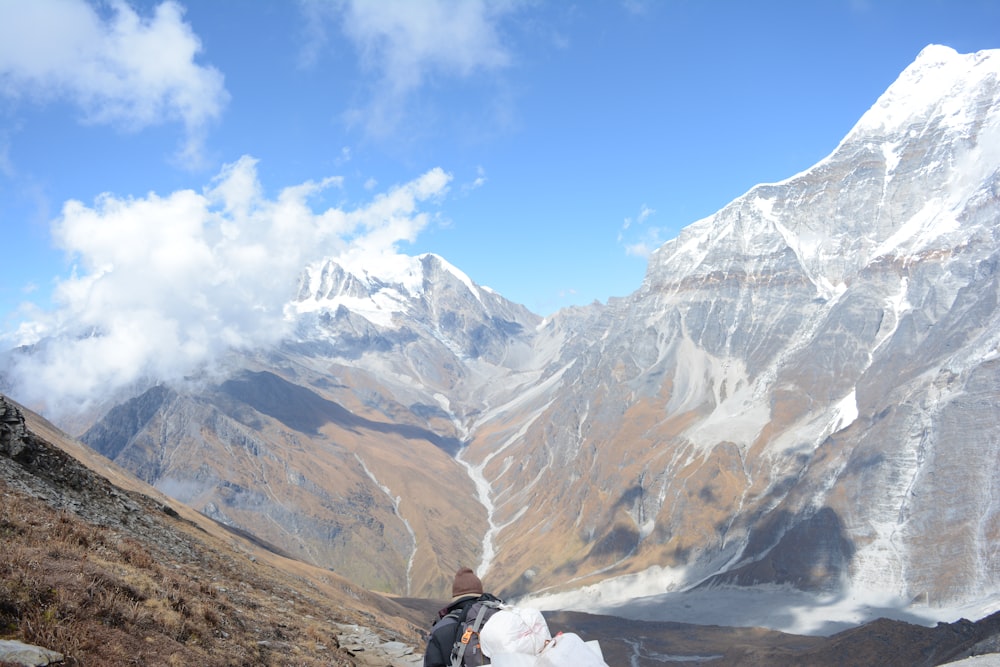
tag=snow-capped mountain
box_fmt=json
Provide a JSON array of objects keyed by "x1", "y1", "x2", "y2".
[
  {"x1": 485, "y1": 44, "x2": 1000, "y2": 612},
  {"x1": 75, "y1": 251, "x2": 544, "y2": 596},
  {"x1": 74, "y1": 45, "x2": 1000, "y2": 620}
]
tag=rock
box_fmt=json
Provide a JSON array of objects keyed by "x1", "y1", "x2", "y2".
[
  {"x1": 334, "y1": 623, "x2": 423, "y2": 666},
  {"x1": 0, "y1": 397, "x2": 29, "y2": 458},
  {"x1": 0, "y1": 639, "x2": 64, "y2": 666}
]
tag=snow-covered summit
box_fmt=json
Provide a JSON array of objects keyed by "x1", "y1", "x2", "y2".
[
  {"x1": 289, "y1": 252, "x2": 483, "y2": 327},
  {"x1": 851, "y1": 44, "x2": 1000, "y2": 137},
  {"x1": 645, "y1": 44, "x2": 1000, "y2": 295}
]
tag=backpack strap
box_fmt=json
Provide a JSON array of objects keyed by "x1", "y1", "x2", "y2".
[
  {"x1": 451, "y1": 600, "x2": 502, "y2": 667},
  {"x1": 452, "y1": 602, "x2": 492, "y2": 667},
  {"x1": 443, "y1": 608, "x2": 465, "y2": 624}
]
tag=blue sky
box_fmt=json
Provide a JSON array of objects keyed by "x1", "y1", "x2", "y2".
[{"x1": 1, "y1": 0, "x2": 999, "y2": 413}]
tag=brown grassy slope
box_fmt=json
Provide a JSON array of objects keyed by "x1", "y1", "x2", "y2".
[{"x1": 1, "y1": 394, "x2": 428, "y2": 665}]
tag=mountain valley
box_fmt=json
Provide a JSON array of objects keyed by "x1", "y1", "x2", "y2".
[
  {"x1": 4, "y1": 44, "x2": 1000, "y2": 661},
  {"x1": 5, "y1": 393, "x2": 1000, "y2": 665}
]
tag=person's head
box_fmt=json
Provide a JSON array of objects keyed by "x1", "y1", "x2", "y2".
[{"x1": 451, "y1": 567, "x2": 484, "y2": 601}]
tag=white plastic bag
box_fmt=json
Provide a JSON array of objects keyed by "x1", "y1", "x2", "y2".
[
  {"x1": 489, "y1": 653, "x2": 539, "y2": 667},
  {"x1": 479, "y1": 606, "x2": 551, "y2": 658},
  {"x1": 535, "y1": 632, "x2": 608, "y2": 667}
]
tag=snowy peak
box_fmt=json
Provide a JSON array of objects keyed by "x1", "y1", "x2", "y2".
[
  {"x1": 851, "y1": 45, "x2": 1000, "y2": 138},
  {"x1": 489, "y1": 46, "x2": 1000, "y2": 616},
  {"x1": 290, "y1": 252, "x2": 483, "y2": 328},
  {"x1": 287, "y1": 250, "x2": 540, "y2": 371},
  {"x1": 644, "y1": 44, "x2": 1000, "y2": 297}
]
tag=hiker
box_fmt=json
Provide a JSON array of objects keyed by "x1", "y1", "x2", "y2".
[{"x1": 424, "y1": 567, "x2": 502, "y2": 667}]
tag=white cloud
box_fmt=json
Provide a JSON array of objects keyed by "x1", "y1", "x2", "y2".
[
  {"x1": 620, "y1": 204, "x2": 661, "y2": 258},
  {"x1": 625, "y1": 228, "x2": 670, "y2": 258},
  {"x1": 2, "y1": 158, "x2": 452, "y2": 418},
  {"x1": 300, "y1": 0, "x2": 518, "y2": 136},
  {"x1": 296, "y1": 0, "x2": 334, "y2": 69},
  {"x1": 0, "y1": 0, "x2": 227, "y2": 166},
  {"x1": 463, "y1": 166, "x2": 487, "y2": 192},
  {"x1": 342, "y1": 0, "x2": 511, "y2": 91},
  {"x1": 624, "y1": 241, "x2": 652, "y2": 257}
]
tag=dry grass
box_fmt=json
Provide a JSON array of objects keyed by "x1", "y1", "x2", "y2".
[{"x1": 0, "y1": 483, "x2": 408, "y2": 666}]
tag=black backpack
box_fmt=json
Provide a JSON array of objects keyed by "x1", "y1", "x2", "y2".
[{"x1": 444, "y1": 595, "x2": 503, "y2": 666}]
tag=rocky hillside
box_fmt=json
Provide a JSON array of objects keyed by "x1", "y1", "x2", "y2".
[{"x1": 1, "y1": 393, "x2": 427, "y2": 666}]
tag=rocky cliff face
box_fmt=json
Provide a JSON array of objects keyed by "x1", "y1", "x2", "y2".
[{"x1": 72, "y1": 45, "x2": 1000, "y2": 619}]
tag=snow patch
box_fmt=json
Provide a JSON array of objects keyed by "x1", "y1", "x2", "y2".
[
  {"x1": 829, "y1": 390, "x2": 858, "y2": 434},
  {"x1": 292, "y1": 290, "x2": 402, "y2": 328},
  {"x1": 671, "y1": 342, "x2": 769, "y2": 452},
  {"x1": 882, "y1": 140, "x2": 902, "y2": 174},
  {"x1": 873, "y1": 197, "x2": 956, "y2": 259},
  {"x1": 338, "y1": 253, "x2": 424, "y2": 295},
  {"x1": 522, "y1": 570, "x2": 1000, "y2": 637}
]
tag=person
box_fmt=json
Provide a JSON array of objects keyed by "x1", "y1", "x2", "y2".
[{"x1": 424, "y1": 567, "x2": 501, "y2": 667}]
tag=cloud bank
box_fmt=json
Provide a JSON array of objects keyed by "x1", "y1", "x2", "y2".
[
  {"x1": 2, "y1": 158, "x2": 451, "y2": 418},
  {"x1": 0, "y1": 0, "x2": 227, "y2": 166}
]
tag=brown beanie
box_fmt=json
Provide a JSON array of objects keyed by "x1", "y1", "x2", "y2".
[{"x1": 451, "y1": 567, "x2": 484, "y2": 599}]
